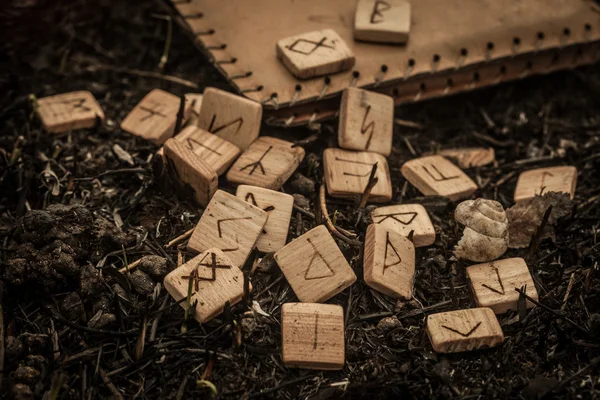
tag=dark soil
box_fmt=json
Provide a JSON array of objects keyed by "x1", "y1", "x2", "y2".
[{"x1": 1, "y1": 1, "x2": 599, "y2": 399}]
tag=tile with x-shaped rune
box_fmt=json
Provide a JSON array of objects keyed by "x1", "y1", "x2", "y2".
[
  {"x1": 37, "y1": 91, "x2": 105, "y2": 134},
  {"x1": 121, "y1": 89, "x2": 192, "y2": 145},
  {"x1": 164, "y1": 248, "x2": 245, "y2": 322},
  {"x1": 227, "y1": 137, "x2": 305, "y2": 190},
  {"x1": 371, "y1": 204, "x2": 435, "y2": 247}
]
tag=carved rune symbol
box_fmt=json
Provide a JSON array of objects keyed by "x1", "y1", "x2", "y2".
[
  {"x1": 182, "y1": 252, "x2": 231, "y2": 290},
  {"x1": 240, "y1": 146, "x2": 273, "y2": 175},
  {"x1": 538, "y1": 171, "x2": 553, "y2": 195},
  {"x1": 373, "y1": 211, "x2": 418, "y2": 226},
  {"x1": 208, "y1": 115, "x2": 244, "y2": 135},
  {"x1": 422, "y1": 164, "x2": 459, "y2": 182},
  {"x1": 383, "y1": 232, "x2": 402, "y2": 272},
  {"x1": 287, "y1": 37, "x2": 334, "y2": 55},
  {"x1": 139, "y1": 105, "x2": 167, "y2": 122},
  {"x1": 61, "y1": 98, "x2": 91, "y2": 112},
  {"x1": 442, "y1": 321, "x2": 482, "y2": 337},
  {"x1": 360, "y1": 105, "x2": 376, "y2": 150},
  {"x1": 217, "y1": 216, "x2": 252, "y2": 252},
  {"x1": 313, "y1": 312, "x2": 319, "y2": 349},
  {"x1": 481, "y1": 265, "x2": 505, "y2": 295},
  {"x1": 243, "y1": 193, "x2": 273, "y2": 234},
  {"x1": 186, "y1": 138, "x2": 221, "y2": 156},
  {"x1": 304, "y1": 238, "x2": 335, "y2": 280},
  {"x1": 370, "y1": 0, "x2": 391, "y2": 24},
  {"x1": 335, "y1": 157, "x2": 377, "y2": 178}
]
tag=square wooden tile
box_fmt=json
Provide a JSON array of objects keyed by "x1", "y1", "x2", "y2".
[
  {"x1": 121, "y1": 89, "x2": 191, "y2": 145},
  {"x1": 236, "y1": 185, "x2": 294, "y2": 253},
  {"x1": 426, "y1": 308, "x2": 504, "y2": 353},
  {"x1": 438, "y1": 148, "x2": 495, "y2": 169},
  {"x1": 188, "y1": 190, "x2": 268, "y2": 268},
  {"x1": 281, "y1": 303, "x2": 344, "y2": 370},
  {"x1": 163, "y1": 138, "x2": 218, "y2": 207},
  {"x1": 364, "y1": 224, "x2": 415, "y2": 299},
  {"x1": 338, "y1": 88, "x2": 394, "y2": 156},
  {"x1": 274, "y1": 225, "x2": 357, "y2": 303},
  {"x1": 354, "y1": 0, "x2": 411, "y2": 44},
  {"x1": 400, "y1": 155, "x2": 477, "y2": 201},
  {"x1": 371, "y1": 204, "x2": 436, "y2": 247},
  {"x1": 164, "y1": 248, "x2": 244, "y2": 323},
  {"x1": 276, "y1": 29, "x2": 355, "y2": 79},
  {"x1": 466, "y1": 257, "x2": 538, "y2": 314},
  {"x1": 170, "y1": 126, "x2": 240, "y2": 175},
  {"x1": 513, "y1": 166, "x2": 577, "y2": 202},
  {"x1": 197, "y1": 87, "x2": 262, "y2": 150},
  {"x1": 323, "y1": 148, "x2": 392, "y2": 203},
  {"x1": 37, "y1": 91, "x2": 104, "y2": 134},
  {"x1": 227, "y1": 137, "x2": 305, "y2": 190}
]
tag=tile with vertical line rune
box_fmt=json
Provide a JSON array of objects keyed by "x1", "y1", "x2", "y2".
[
  {"x1": 426, "y1": 308, "x2": 504, "y2": 353},
  {"x1": 188, "y1": 190, "x2": 268, "y2": 268},
  {"x1": 163, "y1": 138, "x2": 218, "y2": 207},
  {"x1": 437, "y1": 147, "x2": 495, "y2": 169},
  {"x1": 197, "y1": 87, "x2": 262, "y2": 150},
  {"x1": 323, "y1": 148, "x2": 392, "y2": 203},
  {"x1": 354, "y1": 0, "x2": 411, "y2": 44},
  {"x1": 274, "y1": 225, "x2": 356, "y2": 303},
  {"x1": 227, "y1": 137, "x2": 305, "y2": 190},
  {"x1": 281, "y1": 303, "x2": 345, "y2": 370},
  {"x1": 371, "y1": 204, "x2": 435, "y2": 247},
  {"x1": 338, "y1": 87, "x2": 394, "y2": 156},
  {"x1": 164, "y1": 248, "x2": 244, "y2": 323},
  {"x1": 513, "y1": 166, "x2": 577, "y2": 202},
  {"x1": 400, "y1": 155, "x2": 477, "y2": 201},
  {"x1": 466, "y1": 257, "x2": 538, "y2": 314},
  {"x1": 364, "y1": 224, "x2": 415, "y2": 299},
  {"x1": 236, "y1": 185, "x2": 294, "y2": 253},
  {"x1": 37, "y1": 91, "x2": 105, "y2": 134},
  {"x1": 121, "y1": 89, "x2": 192, "y2": 145}
]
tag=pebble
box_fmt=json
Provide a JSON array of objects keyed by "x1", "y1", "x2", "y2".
[
  {"x1": 14, "y1": 366, "x2": 40, "y2": 384},
  {"x1": 377, "y1": 316, "x2": 402, "y2": 332},
  {"x1": 130, "y1": 270, "x2": 155, "y2": 296},
  {"x1": 138, "y1": 255, "x2": 168, "y2": 280},
  {"x1": 288, "y1": 173, "x2": 315, "y2": 195}
]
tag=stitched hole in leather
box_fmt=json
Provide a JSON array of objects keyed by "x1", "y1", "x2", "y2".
[
  {"x1": 525, "y1": 60, "x2": 533, "y2": 69},
  {"x1": 408, "y1": 58, "x2": 415, "y2": 67},
  {"x1": 419, "y1": 82, "x2": 426, "y2": 92},
  {"x1": 473, "y1": 72, "x2": 480, "y2": 82},
  {"x1": 513, "y1": 37, "x2": 521, "y2": 45},
  {"x1": 352, "y1": 71, "x2": 360, "y2": 78},
  {"x1": 551, "y1": 53, "x2": 560, "y2": 65},
  {"x1": 256, "y1": 85, "x2": 264, "y2": 91},
  {"x1": 537, "y1": 32, "x2": 545, "y2": 40},
  {"x1": 446, "y1": 78, "x2": 454, "y2": 87},
  {"x1": 392, "y1": 88, "x2": 399, "y2": 97},
  {"x1": 585, "y1": 23, "x2": 592, "y2": 32},
  {"x1": 433, "y1": 54, "x2": 440, "y2": 62},
  {"x1": 324, "y1": 77, "x2": 331, "y2": 85},
  {"x1": 271, "y1": 92, "x2": 278, "y2": 98},
  {"x1": 487, "y1": 42, "x2": 495, "y2": 50},
  {"x1": 381, "y1": 65, "x2": 388, "y2": 72},
  {"x1": 563, "y1": 27, "x2": 571, "y2": 36},
  {"x1": 295, "y1": 84, "x2": 302, "y2": 91},
  {"x1": 499, "y1": 65, "x2": 507, "y2": 74},
  {"x1": 460, "y1": 48, "x2": 468, "y2": 56}
]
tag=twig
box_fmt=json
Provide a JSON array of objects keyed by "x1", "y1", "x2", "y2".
[
  {"x1": 394, "y1": 119, "x2": 423, "y2": 130},
  {"x1": 527, "y1": 205, "x2": 553, "y2": 262},
  {"x1": 174, "y1": 95, "x2": 185, "y2": 135},
  {"x1": 73, "y1": 168, "x2": 148, "y2": 182},
  {"x1": 358, "y1": 162, "x2": 378, "y2": 209},
  {"x1": 98, "y1": 367, "x2": 124, "y2": 400},
  {"x1": 166, "y1": 228, "x2": 194, "y2": 248},
  {"x1": 83, "y1": 64, "x2": 199, "y2": 89},
  {"x1": 117, "y1": 258, "x2": 142, "y2": 275},
  {"x1": 293, "y1": 204, "x2": 315, "y2": 219},
  {"x1": 319, "y1": 183, "x2": 360, "y2": 246},
  {"x1": 561, "y1": 272, "x2": 576, "y2": 311},
  {"x1": 0, "y1": 300, "x2": 4, "y2": 393},
  {"x1": 255, "y1": 275, "x2": 285, "y2": 298}
]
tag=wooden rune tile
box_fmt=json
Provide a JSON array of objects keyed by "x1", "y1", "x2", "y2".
[
  {"x1": 121, "y1": 89, "x2": 191, "y2": 145},
  {"x1": 197, "y1": 87, "x2": 262, "y2": 150},
  {"x1": 185, "y1": 93, "x2": 203, "y2": 115},
  {"x1": 371, "y1": 204, "x2": 436, "y2": 247},
  {"x1": 323, "y1": 148, "x2": 392, "y2": 203},
  {"x1": 164, "y1": 248, "x2": 244, "y2": 323},
  {"x1": 163, "y1": 138, "x2": 218, "y2": 207},
  {"x1": 169, "y1": 126, "x2": 241, "y2": 175},
  {"x1": 281, "y1": 303, "x2": 345, "y2": 370},
  {"x1": 466, "y1": 257, "x2": 538, "y2": 314},
  {"x1": 37, "y1": 91, "x2": 104, "y2": 134},
  {"x1": 338, "y1": 87, "x2": 394, "y2": 156},
  {"x1": 354, "y1": 0, "x2": 411, "y2": 44},
  {"x1": 227, "y1": 137, "x2": 305, "y2": 190},
  {"x1": 513, "y1": 166, "x2": 577, "y2": 202},
  {"x1": 364, "y1": 224, "x2": 415, "y2": 299},
  {"x1": 274, "y1": 225, "x2": 357, "y2": 303},
  {"x1": 276, "y1": 29, "x2": 355, "y2": 79},
  {"x1": 426, "y1": 308, "x2": 504, "y2": 353},
  {"x1": 438, "y1": 148, "x2": 495, "y2": 169},
  {"x1": 400, "y1": 155, "x2": 477, "y2": 201},
  {"x1": 236, "y1": 185, "x2": 294, "y2": 253},
  {"x1": 188, "y1": 190, "x2": 268, "y2": 268}
]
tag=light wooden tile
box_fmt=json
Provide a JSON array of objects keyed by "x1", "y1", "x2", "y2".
[
  {"x1": 364, "y1": 224, "x2": 415, "y2": 299},
  {"x1": 338, "y1": 88, "x2": 394, "y2": 156},
  {"x1": 188, "y1": 190, "x2": 268, "y2": 268},
  {"x1": 513, "y1": 166, "x2": 577, "y2": 202},
  {"x1": 323, "y1": 148, "x2": 392, "y2": 203},
  {"x1": 185, "y1": 93, "x2": 203, "y2": 115},
  {"x1": 37, "y1": 91, "x2": 104, "y2": 134},
  {"x1": 466, "y1": 257, "x2": 538, "y2": 314},
  {"x1": 236, "y1": 185, "x2": 294, "y2": 253},
  {"x1": 281, "y1": 303, "x2": 344, "y2": 370},
  {"x1": 163, "y1": 138, "x2": 218, "y2": 207},
  {"x1": 227, "y1": 137, "x2": 305, "y2": 190},
  {"x1": 164, "y1": 248, "x2": 244, "y2": 323},
  {"x1": 274, "y1": 225, "x2": 357, "y2": 303},
  {"x1": 426, "y1": 308, "x2": 504, "y2": 353},
  {"x1": 371, "y1": 204, "x2": 435, "y2": 247},
  {"x1": 400, "y1": 155, "x2": 477, "y2": 201},
  {"x1": 121, "y1": 89, "x2": 191, "y2": 145},
  {"x1": 438, "y1": 148, "x2": 495, "y2": 169},
  {"x1": 354, "y1": 0, "x2": 411, "y2": 44},
  {"x1": 169, "y1": 126, "x2": 240, "y2": 175},
  {"x1": 197, "y1": 87, "x2": 262, "y2": 150},
  {"x1": 276, "y1": 29, "x2": 355, "y2": 79}
]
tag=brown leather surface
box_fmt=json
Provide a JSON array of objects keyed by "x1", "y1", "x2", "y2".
[{"x1": 169, "y1": 0, "x2": 600, "y2": 125}]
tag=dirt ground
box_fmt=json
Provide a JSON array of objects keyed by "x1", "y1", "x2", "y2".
[{"x1": 1, "y1": 1, "x2": 599, "y2": 399}]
